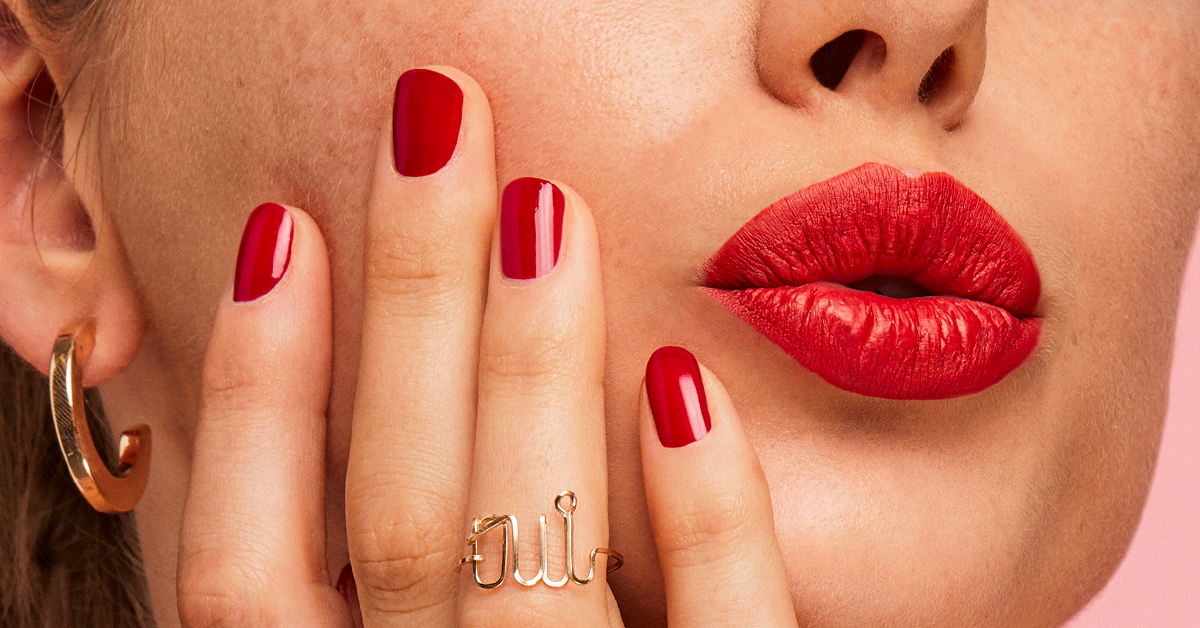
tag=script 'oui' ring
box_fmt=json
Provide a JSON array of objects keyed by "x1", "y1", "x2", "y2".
[{"x1": 460, "y1": 490, "x2": 623, "y2": 589}]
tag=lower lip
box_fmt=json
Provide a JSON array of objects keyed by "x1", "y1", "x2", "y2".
[{"x1": 705, "y1": 282, "x2": 1041, "y2": 400}]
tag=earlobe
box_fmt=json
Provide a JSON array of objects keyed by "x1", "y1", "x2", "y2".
[{"x1": 0, "y1": 21, "x2": 144, "y2": 387}]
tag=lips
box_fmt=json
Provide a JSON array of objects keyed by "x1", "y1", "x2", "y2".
[{"x1": 702, "y1": 162, "x2": 1041, "y2": 400}]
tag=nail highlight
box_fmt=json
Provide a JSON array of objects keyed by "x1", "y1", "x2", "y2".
[
  {"x1": 233, "y1": 202, "x2": 294, "y2": 302},
  {"x1": 393, "y1": 68, "x2": 464, "y2": 177},
  {"x1": 645, "y1": 346, "x2": 712, "y2": 448},
  {"x1": 500, "y1": 177, "x2": 565, "y2": 279}
]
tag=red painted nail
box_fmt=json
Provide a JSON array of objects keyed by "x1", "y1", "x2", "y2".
[
  {"x1": 646, "y1": 346, "x2": 712, "y2": 448},
  {"x1": 500, "y1": 177, "x2": 565, "y2": 279},
  {"x1": 336, "y1": 563, "x2": 357, "y2": 603},
  {"x1": 233, "y1": 203, "x2": 294, "y2": 302},
  {"x1": 336, "y1": 563, "x2": 363, "y2": 626},
  {"x1": 393, "y1": 68, "x2": 464, "y2": 177}
]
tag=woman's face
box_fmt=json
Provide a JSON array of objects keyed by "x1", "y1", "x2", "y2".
[{"x1": 43, "y1": 0, "x2": 1200, "y2": 625}]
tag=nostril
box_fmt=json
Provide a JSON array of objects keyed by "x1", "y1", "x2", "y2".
[
  {"x1": 918, "y1": 47, "x2": 955, "y2": 105},
  {"x1": 810, "y1": 30, "x2": 877, "y2": 91}
]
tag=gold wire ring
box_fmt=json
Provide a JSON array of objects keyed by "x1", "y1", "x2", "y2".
[
  {"x1": 459, "y1": 490, "x2": 623, "y2": 588},
  {"x1": 49, "y1": 322, "x2": 151, "y2": 514}
]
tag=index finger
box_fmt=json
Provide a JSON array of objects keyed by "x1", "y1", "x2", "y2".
[{"x1": 179, "y1": 204, "x2": 346, "y2": 627}]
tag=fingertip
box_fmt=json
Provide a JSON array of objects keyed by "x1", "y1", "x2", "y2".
[
  {"x1": 206, "y1": 200, "x2": 332, "y2": 412},
  {"x1": 639, "y1": 347, "x2": 745, "y2": 450},
  {"x1": 556, "y1": 180, "x2": 602, "y2": 264},
  {"x1": 364, "y1": 66, "x2": 496, "y2": 297},
  {"x1": 644, "y1": 346, "x2": 714, "y2": 448},
  {"x1": 640, "y1": 346, "x2": 754, "y2": 505},
  {"x1": 694, "y1": 361, "x2": 740, "y2": 440},
  {"x1": 418, "y1": 65, "x2": 492, "y2": 118},
  {"x1": 494, "y1": 176, "x2": 599, "y2": 283},
  {"x1": 639, "y1": 346, "x2": 797, "y2": 627},
  {"x1": 227, "y1": 202, "x2": 328, "y2": 306}
]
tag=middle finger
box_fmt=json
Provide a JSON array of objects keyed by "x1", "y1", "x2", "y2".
[{"x1": 346, "y1": 66, "x2": 494, "y2": 627}]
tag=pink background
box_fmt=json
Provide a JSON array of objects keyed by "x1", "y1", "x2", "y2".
[{"x1": 1066, "y1": 229, "x2": 1200, "y2": 626}]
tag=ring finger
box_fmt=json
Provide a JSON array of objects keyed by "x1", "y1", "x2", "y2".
[{"x1": 459, "y1": 177, "x2": 616, "y2": 626}]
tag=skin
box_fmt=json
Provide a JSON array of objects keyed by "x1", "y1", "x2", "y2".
[{"x1": 2, "y1": 0, "x2": 1199, "y2": 626}]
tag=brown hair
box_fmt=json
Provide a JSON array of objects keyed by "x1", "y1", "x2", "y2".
[
  {"x1": 1, "y1": 1, "x2": 153, "y2": 626},
  {"x1": 0, "y1": 343, "x2": 154, "y2": 627}
]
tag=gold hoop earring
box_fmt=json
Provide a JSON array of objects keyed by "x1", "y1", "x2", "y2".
[{"x1": 49, "y1": 322, "x2": 151, "y2": 513}]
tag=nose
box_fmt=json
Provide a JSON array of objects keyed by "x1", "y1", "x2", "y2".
[{"x1": 755, "y1": 0, "x2": 988, "y2": 130}]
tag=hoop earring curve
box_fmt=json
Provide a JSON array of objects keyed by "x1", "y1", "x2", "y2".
[{"x1": 48, "y1": 322, "x2": 151, "y2": 513}]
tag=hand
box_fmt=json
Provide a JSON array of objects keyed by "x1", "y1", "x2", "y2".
[{"x1": 176, "y1": 66, "x2": 798, "y2": 628}]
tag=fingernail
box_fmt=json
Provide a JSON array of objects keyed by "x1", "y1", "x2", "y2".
[
  {"x1": 336, "y1": 563, "x2": 363, "y2": 625},
  {"x1": 500, "y1": 177, "x2": 565, "y2": 279},
  {"x1": 336, "y1": 563, "x2": 357, "y2": 603},
  {"x1": 393, "y1": 68, "x2": 464, "y2": 177},
  {"x1": 233, "y1": 202, "x2": 294, "y2": 302},
  {"x1": 646, "y1": 346, "x2": 712, "y2": 448}
]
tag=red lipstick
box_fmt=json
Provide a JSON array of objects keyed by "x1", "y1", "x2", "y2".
[{"x1": 702, "y1": 162, "x2": 1041, "y2": 400}]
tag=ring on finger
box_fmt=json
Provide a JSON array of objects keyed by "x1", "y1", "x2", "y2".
[{"x1": 459, "y1": 490, "x2": 623, "y2": 589}]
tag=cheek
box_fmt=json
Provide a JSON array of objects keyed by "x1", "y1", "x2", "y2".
[
  {"x1": 90, "y1": 0, "x2": 400, "y2": 396},
  {"x1": 947, "y1": 0, "x2": 1200, "y2": 616},
  {"x1": 980, "y1": 0, "x2": 1200, "y2": 290},
  {"x1": 966, "y1": 0, "x2": 1200, "y2": 427},
  {"x1": 437, "y1": 1, "x2": 758, "y2": 182},
  {"x1": 95, "y1": 0, "x2": 759, "y2": 381},
  {"x1": 978, "y1": 0, "x2": 1200, "y2": 414}
]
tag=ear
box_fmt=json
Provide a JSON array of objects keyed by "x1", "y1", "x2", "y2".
[{"x1": 1, "y1": 5, "x2": 144, "y2": 387}]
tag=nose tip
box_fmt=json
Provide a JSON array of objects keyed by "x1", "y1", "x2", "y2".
[{"x1": 756, "y1": 0, "x2": 989, "y2": 130}]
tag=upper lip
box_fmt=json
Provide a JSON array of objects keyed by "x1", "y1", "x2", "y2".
[{"x1": 702, "y1": 163, "x2": 1041, "y2": 318}]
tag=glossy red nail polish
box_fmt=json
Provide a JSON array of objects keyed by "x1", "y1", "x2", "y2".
[
  {"x1": 393, "y1": 68, "x2": 464, "y2": 177},
  {"x1": 233, "y1": 202, "x2": 294, "y2": 302},
  {"x1": 336, "y1": 563, "x2": 357, "y2": 603},
  {"x1": 336, "y1": 563, "x2": 363, "y2": 626},
  {"x1": 645, "y1": 346, "x2": 712, "y2": 448},
  {"x1": 501, "y1": 177, "x2": 565, "y2": 279}
]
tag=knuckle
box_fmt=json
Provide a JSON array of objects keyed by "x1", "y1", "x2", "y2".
[
  {"x1": 479, "y1": 324, "x2": 579, "y2": 386},
  {"x1": 352, "y1": 542, "x2": 462, "y2": 613},
  {"x1": 178, "y1": 592, "x2": 257, "y2": 628},
  {"x1": 345, "y1": 489, "x2": 461, "y2": 612},
  {"x1": 200, "y1": 351, "x2": 284, "y2": 419},
  {"x1": 201, "y1": 353, "x2": 261, "y2": 402},
  {"x1": 177, "y1": 553, "x2": 274, "y2": 628},
  {"x1": 198, "y1": 359, "x2": 285, "y2": 444},
  {"x1": 657, "y1": 483, "x2": 759, "y2": 569},
  {"x1": 365, "y1": 227, "x2": 470, "y2": 307}
]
